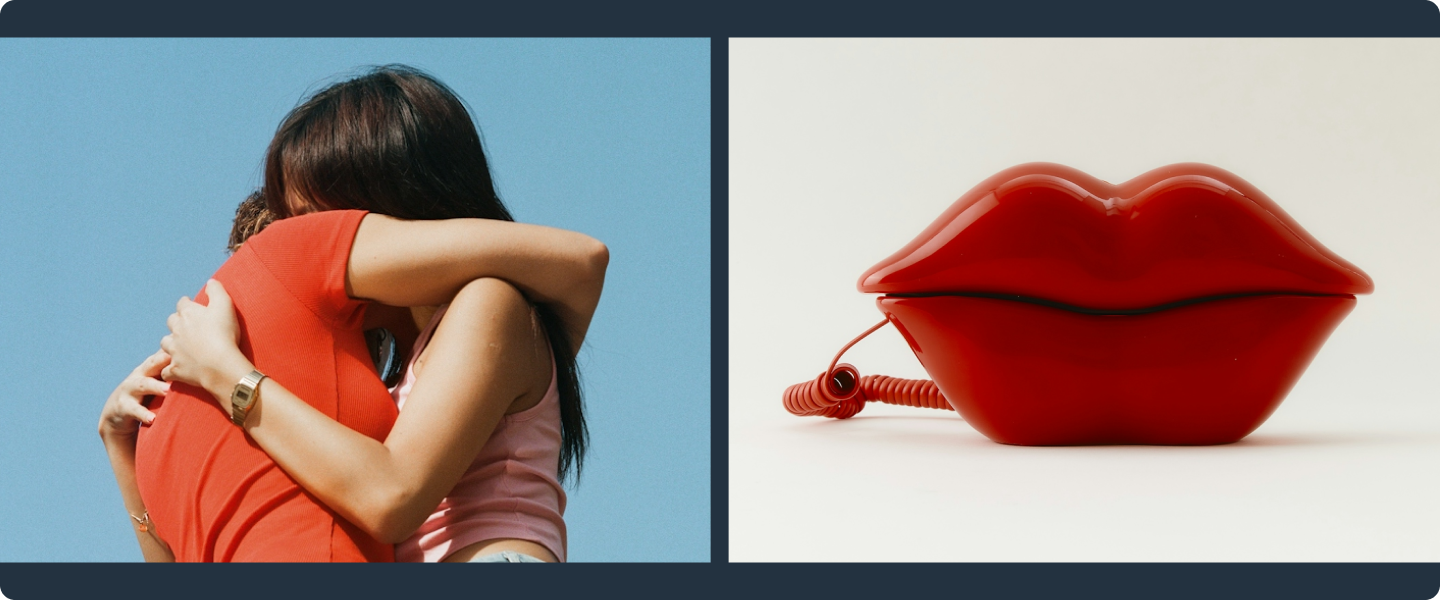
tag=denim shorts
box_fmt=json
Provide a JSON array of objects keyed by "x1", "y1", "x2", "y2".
[{"x1": 473, "y1": 550, "x2": 547, "y2": 563}]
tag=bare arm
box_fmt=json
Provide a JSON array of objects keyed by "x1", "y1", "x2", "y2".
[
  {"x1": 98, "y1": 351, "x2": 176, "y2": 562},
  {"x1": 162, "y1": 278, "x2": 549, "y2": 543},
  {"x1": 347, "y1": 214, "x2": 608, "y2": 351}
]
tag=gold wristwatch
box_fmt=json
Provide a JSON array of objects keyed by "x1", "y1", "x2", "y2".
[{"x1": 230, "y1": 370, "x2": 267, "y2": 427}]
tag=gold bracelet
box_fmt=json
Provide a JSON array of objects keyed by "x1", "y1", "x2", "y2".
[{"x1": 129, "y1": 510, "x2": 152, "y2": 533}]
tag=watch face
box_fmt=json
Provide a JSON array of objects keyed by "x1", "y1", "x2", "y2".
[
  {"x1": 231, "y1": 374, "x2": 261, "y2": 426},
  {"x1": 233, "y1": 381, "x2": 257, "y2": 409}
]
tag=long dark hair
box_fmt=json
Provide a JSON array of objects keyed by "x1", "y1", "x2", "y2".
[{"x1": 261, "y1": 64, "x2": 588, "y2": 482}]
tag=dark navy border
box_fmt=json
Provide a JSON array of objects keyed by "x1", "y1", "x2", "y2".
[
  {"x1": 1, "y1": 0, "x2": 1438, "y2": 36},
  {"x1": 711, "y1": 36, "x2": 729, "y2": 566},
  {"x1": 4, "y1": 1, "x2": 1440, "y2": 599},
  {"x1": 1, "y1": 563, "x2": 1440, "y2": 598}
]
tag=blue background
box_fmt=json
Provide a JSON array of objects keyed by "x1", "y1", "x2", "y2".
[{"x1": 0, "y1": 38, "x2": 710, "y2": 562}]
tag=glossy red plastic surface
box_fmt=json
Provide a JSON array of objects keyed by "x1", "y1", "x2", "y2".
[
  {"x1": 879, "y1": 294, "x2": 1355, "y2": 445},
  {"x1": 783, "y1": 163, "x2": 1373, "y2": 445},
  {"x1": 860, "y1": 163, "x2": 1372, "y2": 310}
]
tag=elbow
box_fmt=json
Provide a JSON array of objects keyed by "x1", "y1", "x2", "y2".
[
  {"x1": 352, "y1": 486, "x2": 426, "y2": 545},
  {"x1": 591, "y1": 239, "x2": 610, "y2": 283},
  {"x1": 592, "y1": 239, "x2": 610, "y2": 271},
  {"x1": 370, "y1": 522, "x2": 416, "y2": 546},
  {"x1": 367, "y1": 516, "x2": 415, "y2": 546},
  {"x1": 582, "y1": 237, "x2": 609, "y2": 295}
]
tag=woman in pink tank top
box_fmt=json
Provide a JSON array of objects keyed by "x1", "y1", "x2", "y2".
[
  {"x1": 103, "y1": 65, "x2": 602, "y2": 562},
  {"x1": 391, "y1": 305, "x2": 568, "y2": 562}
]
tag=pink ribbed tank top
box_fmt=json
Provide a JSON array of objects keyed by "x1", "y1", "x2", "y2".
[{"x1": 390, "y1": 305, "x2": 568, "y2": 562}]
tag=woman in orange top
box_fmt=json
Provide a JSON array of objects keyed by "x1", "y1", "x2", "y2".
[{"x1": 98, "y1": 65, "x2": 606, "y2": 562}]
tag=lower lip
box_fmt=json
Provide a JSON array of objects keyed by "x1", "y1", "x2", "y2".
[{"x1": 877, "y1": 294, "x2": 1356, "y2": 445}]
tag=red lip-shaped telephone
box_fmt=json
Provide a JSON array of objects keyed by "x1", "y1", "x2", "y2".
[{"x1": 784, "y1": 163, "x2": 1373, "y2": 445}]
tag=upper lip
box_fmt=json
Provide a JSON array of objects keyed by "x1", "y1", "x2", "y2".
[{"x1": 858, "y1": 162, "x2": 1373, "y2": 311}]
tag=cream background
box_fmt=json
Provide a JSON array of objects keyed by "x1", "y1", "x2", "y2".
[{"x1": 729, "y1": 38, "x2": 1440, "y2": 561}]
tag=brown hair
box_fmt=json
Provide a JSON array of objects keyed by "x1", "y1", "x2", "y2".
[
  {"x1": 262, "y1": 65, "x2": 512, "y2": 223},
  {"x1": 260, "y1": 65, "x2": 587, "y2": 482},
  {"x1": 227, "y1": 191, "x2": 276, "y2": 254}
]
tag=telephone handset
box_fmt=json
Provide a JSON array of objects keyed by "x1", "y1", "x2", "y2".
[
  {"x1": 364, "y1": 327, "x2": 404, "y2": 388},
  {"x1": 783, "y1": 163, "x2": 1371, "y2": 446}
]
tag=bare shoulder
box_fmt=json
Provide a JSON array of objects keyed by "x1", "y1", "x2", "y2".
[
  {"x1": 451, "y1": 278, "x2": 532, "y2": 320},
  {"x1": 441, "y1": 278, "x2": 551, "y2": 405},
  {"x1": 448, "y1": 278, "x2": 546, "y2": 360}
]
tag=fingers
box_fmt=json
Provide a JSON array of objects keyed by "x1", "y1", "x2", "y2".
[
  {"x1": 114, "y1": 392, "x2": 157, "y2": 426},
  {"x1": 133, "y1": 349, "x2": 172, "y2": 377},
  {"x1": 175, "y1": 295, "x2": 191, "y2": 312},
  {"x1": 126, "y1": 374, "x2": 171, "y2": 399},
  {"x1": 160, "y1": 364, "x2": 174, "y2": 383},
  {"x1": 119, "y1": 393, "x2": 158, "y2": 425},
  {"x1": 166, "y1": 311, "x2": 179, "y2": 333},
  {"x1": 205, "y1": 279, "x2": 232, "y2": 312},
  {"x1": 140, "y1": 351, "x2": 173, "y2": 378},
  {"x1": 159, "y1": 334, "x2": 174, "y2": 355},
  {"x1": 131, "y1": 350, "x2": 162, "y2": 376},
  {"x1": 103, "y1": 375, "x2": 165, "y2": 431},
  {"x1": 117, "y1": 369, "x2": 170, "y2": 413}
]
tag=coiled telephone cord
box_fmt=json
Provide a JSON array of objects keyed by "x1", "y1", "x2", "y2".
[{"x1": 782, "y1": 319, "x2": 953, "y2": 419}]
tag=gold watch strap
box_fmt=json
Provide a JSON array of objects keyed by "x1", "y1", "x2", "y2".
[{"x1": 230, "y1": 370, "x2": 267, "y2": 427}]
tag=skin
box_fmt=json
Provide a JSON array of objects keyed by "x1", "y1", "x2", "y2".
[
  {"x1": 165, "y1": 277, "x2": 558, "y2": 561},
  {"x1": 97, "y1": 350, "x2": 176, "y2": 562},
  {"x1": 98, "y1": 213, "x2": 607, "y2": 562},
  {"x1": 345, "y1": 213, "x2": 607, "y2": 351}
]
